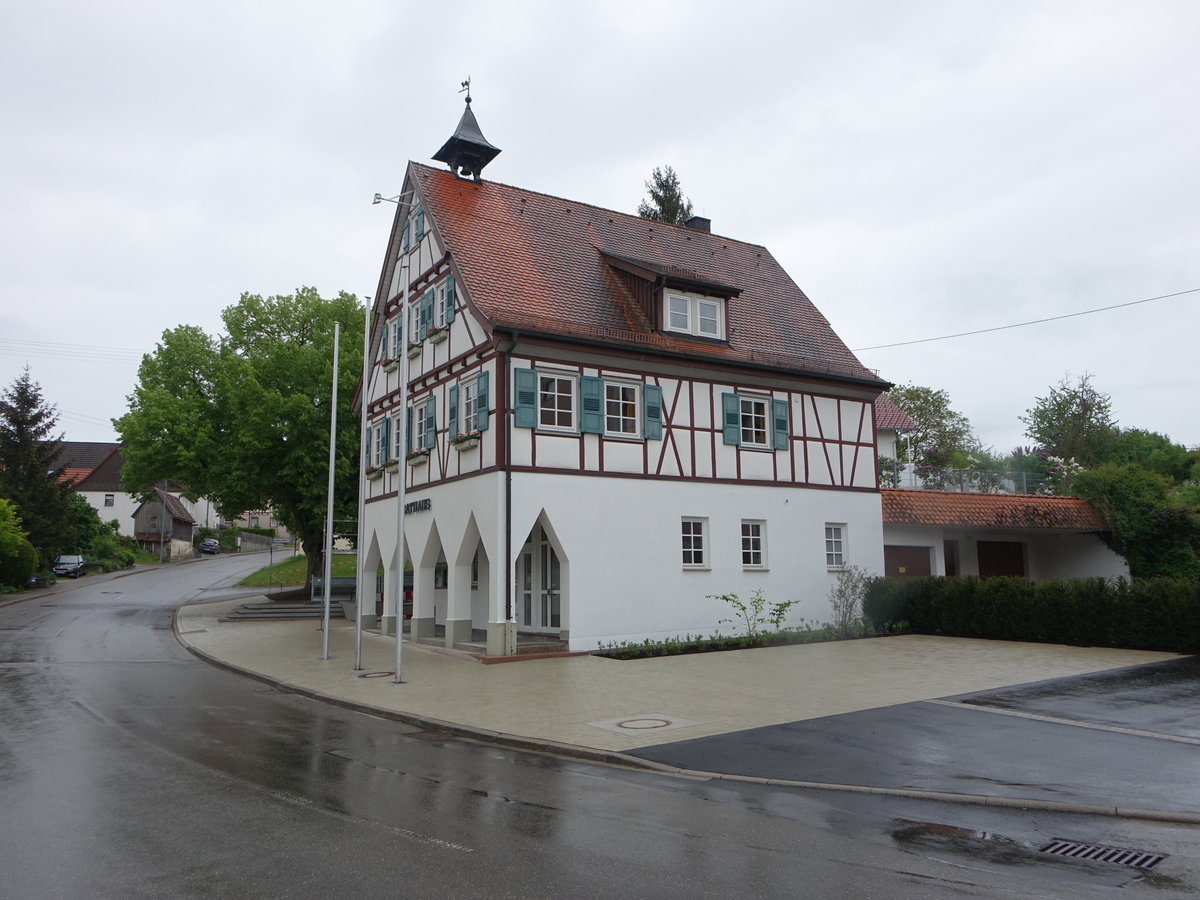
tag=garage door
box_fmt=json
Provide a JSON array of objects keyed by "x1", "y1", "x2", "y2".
[
  {"x1": 977, "y1": 540, "x2": 1025, "y2": 578},
  {"x1": 884, "y1": 545, "x2": 932, "y2": 577}
]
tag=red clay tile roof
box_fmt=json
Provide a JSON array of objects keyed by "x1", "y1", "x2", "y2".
[
  {"x1": 874, "y1": 395, "x2": 915, "y2": 430},
  {"x1": 411, "y1": 163, "x2": 885, "y2": 386},
  {"x1": 881, "y1": 490, "x2": 1107, "y2": 531}
]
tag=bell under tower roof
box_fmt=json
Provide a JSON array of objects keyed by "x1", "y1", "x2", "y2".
[{"x1": 432, "y1": 85, "x2": 501, "y2": 183}]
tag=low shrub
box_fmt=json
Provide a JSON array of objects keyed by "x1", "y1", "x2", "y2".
[{"x1": 865, "y1": 575, "x2": 1200, "y2": 653}]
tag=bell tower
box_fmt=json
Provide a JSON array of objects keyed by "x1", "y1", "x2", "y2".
[{"x1": 432, "y1": 79, "x2": 501, "y2": 183}]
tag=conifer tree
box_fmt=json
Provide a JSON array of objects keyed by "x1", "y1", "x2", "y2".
[
  {"x1": 0, "y1": 368, "x2": 75, "y2": 562},
  {"x1": 637, "y1": 165, "x2": 694, "y2": 225}
]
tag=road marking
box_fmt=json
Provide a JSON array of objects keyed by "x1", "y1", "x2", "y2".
[{"x1": 926, "y1": 699, "x2": 1200, "y2": 746}]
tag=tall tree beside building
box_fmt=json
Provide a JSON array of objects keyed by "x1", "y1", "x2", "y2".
[
  {"x1": 637, "y1": 165, "x2": 694, "y2": 225},
  {"x1": 0, "y1": 368, "x2": 75, "y2": 563},
  {"x1": 116, "y1": 288, "x2": 364, "y2": 582},
  {"x1": 1020, "y1": 373, "x2": 1117, "y2": 466},
  {"x1": 886, "y1": 383, "x2": 980, "y2": 465}
]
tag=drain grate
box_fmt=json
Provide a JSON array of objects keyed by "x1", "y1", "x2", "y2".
[{"x1": 1039, "y1": 839, "x2": 1166, "y2": 869}]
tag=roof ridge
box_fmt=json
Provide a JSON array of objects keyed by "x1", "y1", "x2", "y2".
[{"x1": 409, "y1": 162, "x2": 766, "y2": 251}]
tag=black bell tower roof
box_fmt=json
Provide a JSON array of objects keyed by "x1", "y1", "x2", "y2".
[{"x1": 432, "y1": 91, "x2": 501, "y2": 183}]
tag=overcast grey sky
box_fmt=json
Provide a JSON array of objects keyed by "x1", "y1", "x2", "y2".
[{"x1": 2, "y1": 1, "x2": 1197, "y2": 453}]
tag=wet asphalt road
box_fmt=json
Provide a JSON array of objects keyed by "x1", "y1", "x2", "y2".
[
  {"x1": 630, "y1": 657, "x2": 1200, "y2": 814},
  {"x1": 2, "y1": 557, "x2": 1198, "y2": 898}
]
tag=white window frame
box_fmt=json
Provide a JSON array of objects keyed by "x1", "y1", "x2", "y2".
[
  {"x1": 435, "y1": 283, "x2": 448, "y2": 328},
  {"x1": 663, "y1": 289, "x2": 726, "y2": 339},
  {"x1": 825, "y1": 523, "x2": 846, "y2": 569},
  {"x1": 538, "y1": 373, "x2": 577, "y2": 432},
  {"x1": 604, "y1": 381, "x2": 640, "y2": 438},
  {"x1": 104, "y1": 493, "x2": 115, "y2": 507},
  {"x1": 413, "y1": 398, "x2": 434, "y2": 449},
  {"x1": 740, "y1": 396, "x2": 769, "y2": 448},
  {"x1": 392, "y1": 412, "x2": 405, "y2": 461},
  {"x1": 462, "y1": 377, "x2": 481, "y2": 434},
  {"x1": 681, "y1": 517, "x2": 708, "y2": 569},
  {"x1": 374, "y1": 420, "x2": 389, "y2": 465},
  {"x1": 741, "y1": 520, "x2": 767, "y2": 569}
]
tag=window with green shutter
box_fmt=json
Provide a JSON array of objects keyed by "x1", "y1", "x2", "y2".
[
  {"x1": 580, "y1": 376, "x2": 603, "y2": 434},
  {"x1": 422, "y1": 398, "x2": 436, "y2": 449},
  {"x1": 445, "y1": 274, "x2": 456, "y2": 323},
  {"x1": 722, "y1": 393, "x2": 741, "y2": 445},
  {"x1": 514, "y1": 368, "x2": 538, "y2": 429},
  {"x1": 448, "y1": 384, "x2": 459, "y2": 439},
  {"x1": 474, "y1": 371, "x2": 489, "y2": 431},
  {"x1": 772, "y1": 398, "x2": 790, "y2": 450},
  {"x1": 414, "y1": 210, "x2": 425, "y2": 241},
  {"x1": 643, "y1": 384, "x2": 663, "y2": 440}
]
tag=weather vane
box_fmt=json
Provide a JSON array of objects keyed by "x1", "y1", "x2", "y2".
[{"x1": 460, "y1": 77, "x2": 471, "y2": 105}]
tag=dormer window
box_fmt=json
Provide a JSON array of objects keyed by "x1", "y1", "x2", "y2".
[{"x1": 664, "y1": 289, "x2": 725, "y2": 340}]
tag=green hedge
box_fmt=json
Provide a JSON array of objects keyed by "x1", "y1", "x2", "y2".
[{"x1": 863, "y1": 576, "x2": 1200, "y2": 653}]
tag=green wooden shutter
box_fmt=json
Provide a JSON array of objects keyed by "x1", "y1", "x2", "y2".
[
  {"x1": 401, "y1": 222, "x2": 410, "y2": 253},
  {"x1": 406, "y1": 406, "x2": 412, "y2": 453},
  {"x1": 365, "y1": 424, "x2": 373, "y2": 466},
  {"x1": 380, "y1": 319, "x2": 390, "y2": 359},
  {"x1": 448, "y1": 384, "x2": 459, "y2": 439},
  {"x1": 722, "y1": 393, "x2": 741, "y2": 446},
  {"x1": 423, "y1": 399, "x2": 436, "y2": 449},
  {"x1": 419, "y1": 291, "x2": 433, "y2": 339},
  {"x1": 476, "y1": 371, "x2": 490, "y2": 431},
  {"x1": 445, "y1": 274, "x2": 456, "y2": 323},
  {"x1": 415, "y1": 210, "x2": 425, "y2": 240},
  {"x1": 772, "y1": 398, "x2": 789, "y2": 450},
  {"x1": 580, "y1": 376, "x2": 603, "y2": 434},
  {"x1": 514, "y1": 368, "x2": 537, "y2": 429},
  {"x1": 643, "y1": 384, "x2": 663, "y2": 440},
  {"x1": 379, "y1": 417, "x2": 391, "y2": 463}
]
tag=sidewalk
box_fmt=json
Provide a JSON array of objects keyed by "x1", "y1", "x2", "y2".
[{"x1": 176, "y1": 596, "x2": 1180, "y2": 757}]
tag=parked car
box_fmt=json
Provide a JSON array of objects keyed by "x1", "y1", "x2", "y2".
[
  {"x1": 198, "y1": 539, "x2": 222, "y2": 555},
  {"x1": 26, "y1": 572, "x2": 52, "y2": 589},
  {"x1": 52, "y1": 555, "x2": 88, "y2": 578}
]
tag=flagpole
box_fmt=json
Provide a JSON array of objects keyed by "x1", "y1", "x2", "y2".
[
  {"x1": 321, "y1": 322, "x2": 340, "y2": 660},
  {"x1": 393, "y1": 264, "x2": 410, "y2": 683},
  {"x1": 354, "y1": 300, "x2": 371, "y2": 670}
]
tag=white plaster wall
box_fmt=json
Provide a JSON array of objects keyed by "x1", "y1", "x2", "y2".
[
  {"x1": 80, "y1": 492, "x2": 140, "y2": 537},
  {"x1": 509, "y1": 473, "x2": 885, "y2": 651},
  {"x1": 1027, "y1": 534, "x2": 1129, "y2": 580}
]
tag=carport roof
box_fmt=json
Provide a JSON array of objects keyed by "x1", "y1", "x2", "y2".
[{"x1": 881, "y1": 490, "x2": 1107, "y2": 531}]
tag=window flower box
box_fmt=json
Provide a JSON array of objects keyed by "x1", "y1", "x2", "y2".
[
  {"x1": 380, "y1": 357, "x2": 398, "y2": 372},
  {"x1": 406, "y1": 449, "x2": 430, "y2": 466},
  {"x1": 407, "y1": 342, "x2": 422, "y2": 359},
  {"x1": 383, "y1": 458, "x2": 399, "y2": 470},
  {"x1": 451, "y1": 430, "x2": 481, "y2": 451},
  {"x1": 428, "y1": 326, "x2": 449, "y2": 344},
  {"x1": 365, "y1": 465, "x2": 384, "y2": 480}
]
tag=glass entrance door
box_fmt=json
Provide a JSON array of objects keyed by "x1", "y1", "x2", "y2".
[{"x1": 517, "y1": 526, "x2": 561, "y2": 633}]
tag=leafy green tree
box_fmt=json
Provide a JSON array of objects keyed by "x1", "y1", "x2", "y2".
[
  {"x1": 1020, "y1": 373, "x2": 1117, "y2": 466},
  {"x1": 0, "y1": 368, "x2": 76, "y2": 563},
  {"x1": 116, "y1": 287, "x2": 364, "y2": 581},
  {"x1": 886, "y1": 383, "x2": 979, "y2": 465},
  {"x1": 1073, "y1": 463, "x2": 1200, "y2": 577},
  {"x1": 637, "y1": 165, "x2": 694, "y2": 225},
  {"x1": 0, "y1": 497, "x2": 37, "y2": 588},
  {"x1": 1109, "y1": 428, "x2": 1193, "y2": 483}
]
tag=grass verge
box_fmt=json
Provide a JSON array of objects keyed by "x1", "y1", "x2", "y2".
[{"x1": 239, "y1": 553, "x2": 357, "y2": 587}]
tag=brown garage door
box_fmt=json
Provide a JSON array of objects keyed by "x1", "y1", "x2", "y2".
[
  {"x1": 885, "y1": 545, "x2": 932, "y2": 577},
  {"x1": 977, "y1": 540, "x2": 1025, "y2": 578}
]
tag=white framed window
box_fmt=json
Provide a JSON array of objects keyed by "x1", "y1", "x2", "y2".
[
  {"x1": 413, "y1": 399, "x2": 433, "y2": 449},
  {"x1": 435, "y1": 283, "x2": 448, "y2": 327},
  {"x1": 391, "y1": 317, "x2": 403, "y2": 356},
  {"x1": 104, "y1": 493, "x2": 115, "y2": 507},
  {"x1": 663, "y1": 290, "x2": 726, "y2": 339},
  {"x1": 740, "y1": 396, "x2": 769, "y2": 448},
  {"x1": 374, "y1": 420, "x2": 389, "y2": 465},
  {"x1": 825, "y1": 523, "x2": 846, "y2": 569},
  {"x1": 538, "y1": 373, "x2": 576, "y2": 430},
  {"x1": 605, "y1": 382, "x2": 640, "y2": 437},
  {"x1": 461, "y1": 377, "x2": 480, "y2": 433},
  {"x1": 392, "y1": 412, "x2": 405, "y2": 460},
  {"x1": 682, "y1": 518, "x2": 707, "y2": 568},
  {"x1": 741, "y1": 520, "x2": 766, "y2": 568}
]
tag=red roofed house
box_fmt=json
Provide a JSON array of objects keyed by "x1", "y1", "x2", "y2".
[
  {"x1": 356, "y1": 99, "x2": 895, "y2": 655},
  {"x1": 881, "y1": 490, "x2": 1127, "y2": 580}
]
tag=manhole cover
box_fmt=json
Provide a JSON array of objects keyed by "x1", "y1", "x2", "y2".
[
  {"x1": 357, "y1": 670, "x2": 395, "y2": 678},
  {"x1": 1039, "y1": 839, "x2": 1166, "y2": 869},
  {"x1": 615, "y1": 718, "x2": 672, "y2": 730}
]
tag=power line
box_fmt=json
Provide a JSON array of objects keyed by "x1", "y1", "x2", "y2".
[
  {"x1": 852, "y1": 287, "x2": 1200, "y2": 352},
  {"x1": 0, "y1": 336, "x2": 144, "y2": 363}
]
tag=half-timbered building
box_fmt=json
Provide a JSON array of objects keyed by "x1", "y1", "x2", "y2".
[{"x1": 357, "y1": 100, "x2": 894, "y2": 655}]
